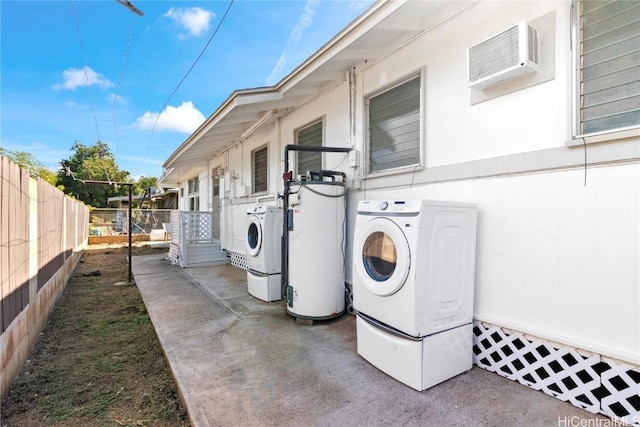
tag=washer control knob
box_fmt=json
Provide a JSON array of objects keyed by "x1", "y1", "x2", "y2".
[{"x1": 379, "y1": 201, "x2": 388, "y2": 211}]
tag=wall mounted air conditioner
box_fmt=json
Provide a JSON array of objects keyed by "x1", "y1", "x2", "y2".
[{"x1": 468, "y1": 21, "x2": 539, "y2": 90}]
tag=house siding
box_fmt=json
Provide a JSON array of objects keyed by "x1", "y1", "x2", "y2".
[
  {"x1": 168, "y1": 1, "x2": 639, "y2": 421},
  {"x1": 188, "y1": 0, "x2": 640, "y2": 364}
]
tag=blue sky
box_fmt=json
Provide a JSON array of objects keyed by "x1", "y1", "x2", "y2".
[{"x1": 1, "y1": 0, "x2": 374, "y2": 180}]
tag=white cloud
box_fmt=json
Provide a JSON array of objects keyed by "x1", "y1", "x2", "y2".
[
  {"x1": 135, "y1": 101, "x2": 205, "y2": 133},
  {"x1": 164, "y1": 7, "x2": 215, "y2": 38},
  {"x1": 267, "y1": 0, "x2": 320, "y2": 85},
  {"x1": 53, "y1": 67, "x2": 114, "y2": 90}
]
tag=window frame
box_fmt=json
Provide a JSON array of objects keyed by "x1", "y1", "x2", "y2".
[
  {"x1": 571, "y1": 0, "x2": 640, "y2": 141},
  {"x1": 364, "y1": 69, "x2": 425, "y2": 176},
  {"x1": 294, "y1": 118, "x2": 324, "y2": 177},
  {"x1": 187, "y1": 177, "x2": 199, "y2": 194},
  {"x1": 187, "y1": 177, "x2": 200, "y2": 211},
  {"x1": 252, "y1": 145, "x2": 269, "y2": 195}
]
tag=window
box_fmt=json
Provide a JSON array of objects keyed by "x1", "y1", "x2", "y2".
[
  {"x1": 252, "y1": 146, "x2": 268, "y2": 193},
  {"x1": 295, "y1": 120, "x2": 323, "y2": 175},
  {"x1": 187, "y1": 177, "x2": 199, "y2": 194},
  {"x1": 189, "y1": 196, "x2": 200, "y2": 211},
  {"x1": 187, "y1": 177, "x2": 199, "y2": 211},
  {"x1": 576, "y1": 1, "x2": 640, "y2": 136},
  {"x1": 212, "y1": 175, "x2": 219, "y2": 197},
  {"x1": 367, "y1": 75, "x2": 421, "y2": 173}
]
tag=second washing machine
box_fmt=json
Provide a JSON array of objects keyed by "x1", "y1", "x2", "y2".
[
  {"x1": 353, "y1": 199, "x2": 477, "y2": 391},
  {"x1": 246, "y1": 205, "x2": 283, "y2": 302}
]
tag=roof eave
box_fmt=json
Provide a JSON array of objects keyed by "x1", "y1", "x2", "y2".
[{"x1": 162, "y1": 88, "x2": 282, "y2": 169}]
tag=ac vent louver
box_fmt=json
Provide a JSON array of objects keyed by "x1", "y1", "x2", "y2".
[{"x1": 468, "y1": 21, "x2": 539, "y2": 90}]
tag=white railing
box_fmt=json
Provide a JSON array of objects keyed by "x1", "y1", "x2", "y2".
[
  {"x1": 168, "y1": 211, "x2": 217, "y2": 266},
  {"x1": 181, "y1": 211, "x2": 213, "y2": 243}
]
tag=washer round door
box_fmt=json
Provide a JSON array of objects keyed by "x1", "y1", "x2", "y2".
[
  {"x1": 246, "y1": 215, "x2": 262, "y2": 256},
  {"x1": 354, "y1": 217, "x2": 410, "y2": 296}
]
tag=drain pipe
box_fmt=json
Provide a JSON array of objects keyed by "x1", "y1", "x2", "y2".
[{"x1": 281, "y1": 145, "x2": 352, "y2": 299}]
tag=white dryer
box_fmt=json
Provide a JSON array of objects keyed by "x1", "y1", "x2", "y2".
[
  {"x1": 246, "y1": 205, "x2": 283, "y2": 302},
  {"x1": 353, "y1": 199, "x2": 477, "y2": 391}
]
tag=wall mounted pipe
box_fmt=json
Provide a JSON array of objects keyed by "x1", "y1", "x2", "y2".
[{"x1": 281, "y1": 144, "x2": 352, "y2": 299}]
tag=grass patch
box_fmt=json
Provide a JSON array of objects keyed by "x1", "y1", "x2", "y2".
[{"x1": 1, "y1": 244, "x2": 189, "y2": 427}]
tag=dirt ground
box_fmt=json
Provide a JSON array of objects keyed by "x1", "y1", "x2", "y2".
[{"x1": 1, "y1": 243, "x2": 189, "y2": 427}]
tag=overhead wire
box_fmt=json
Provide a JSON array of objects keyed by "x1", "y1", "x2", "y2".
[
  {"x1": 70, "y1": 0, "x2": 101, "y2": 144},
  {"x1": 112, "y1": 9, "x2": 135, "y2": 158},
  {"x1": 143, "y1": 0, "x2": 235, "y2": 162},
  {"x1": 70, "y1": 0, "x2": 113, "y2": 184}
]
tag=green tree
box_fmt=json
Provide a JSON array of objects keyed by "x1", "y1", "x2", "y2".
[
  {"x1": 134, "y1": 176, "x2": 159, "y2": 196},
  {"x1": 0, "y1": 148, "x2": 57, "y2": 185},
  {"x1": 57, "y1": 141, "x2": 131, "y2": 207},
  {"x1": 130, "y1": 176, "x2": 159, "y2": 208}
]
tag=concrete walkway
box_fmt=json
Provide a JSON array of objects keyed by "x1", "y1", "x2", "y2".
[{"x1": 132, "y1": 254, "x2": 609, "y2": 427}]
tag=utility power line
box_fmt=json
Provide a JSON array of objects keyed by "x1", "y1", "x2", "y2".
[{"x1": 143, "y1": 0, "x2": 235, "y2": 162}]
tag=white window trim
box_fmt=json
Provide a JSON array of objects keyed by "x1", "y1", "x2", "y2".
[
  {"x1": 364, "y1": 68, "x2": 425, "y2": 178},
  {"x1": 570, "y1": 0, "x2": 640, "y2": 144},
  {"x1": 187, "y1": 177, "x2": 200, "y2": 211},
  {"x1": 251, "y1": 144, "x2": 269, "y2": 195},
  {"x1": 566, "y1": 127, "x2": 640, "y2": 147},
  {"x1": 294, "y1": 117, "x2": 325, "y2": 176}
]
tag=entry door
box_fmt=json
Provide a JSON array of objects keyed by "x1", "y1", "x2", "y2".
[{"x1": 211, "y1": 173, "x2": 220, "y2": 238}]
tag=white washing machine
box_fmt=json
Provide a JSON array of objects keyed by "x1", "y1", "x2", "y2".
[
  {"x1": 246, "y1": 205, "x2": 283, "y2": 302},
  {"x1": 353, "y1": 199, "x2": 477, "y2": 391}
]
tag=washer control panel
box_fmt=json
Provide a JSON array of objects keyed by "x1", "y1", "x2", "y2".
[{"x1": 358, "y1": 200, "x2": 422, "y2": 214}]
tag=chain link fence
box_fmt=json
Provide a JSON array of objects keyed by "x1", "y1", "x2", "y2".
[{"x1": 89, "y1": 208, "x2": 174, "y2": 236}]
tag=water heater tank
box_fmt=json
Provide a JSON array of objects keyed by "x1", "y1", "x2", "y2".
[{"x1": 287, "y1": 171, "x2": 346, "y2": 320}]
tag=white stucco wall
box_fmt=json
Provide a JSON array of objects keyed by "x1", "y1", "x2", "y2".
[
  {"x1": 357, "y1": 1, "x2": 569, "y2": 171},
  {"x1": 214, "y1": 128, "x2": 283, "y2": 254}
]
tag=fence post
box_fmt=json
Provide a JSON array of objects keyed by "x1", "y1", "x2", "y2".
[{"x1": 28, "y1": 179, "x2": 38, "y2": 302}]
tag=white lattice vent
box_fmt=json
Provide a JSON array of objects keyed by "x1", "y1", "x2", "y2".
[
  {"x1": 473, "y1": 321, "x2": 640, "y2": 425},
  {"x1": 228, "y1": 252, "x2": 248, "y2": 270},
  {"x1": 601, "y1": 362, "x2": 640, "y2": 425},
  {"x1": 345, "y1": 283, "x2": 354, "y2": 315}
]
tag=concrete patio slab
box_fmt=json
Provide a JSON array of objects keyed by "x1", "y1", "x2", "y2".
[{"x1": 132, "y1": 254, "x2": 611, "y2": 427}]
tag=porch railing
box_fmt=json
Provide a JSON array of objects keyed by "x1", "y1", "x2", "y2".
[
  {"x1": 169, "y1": 211, "x2": 216, "y2": 266},
  {"x1": 181, "y1": 211, "x2": 213, "y2": 243}
]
